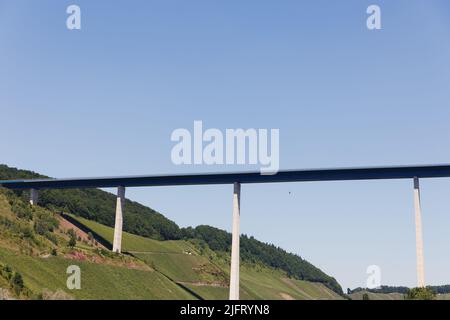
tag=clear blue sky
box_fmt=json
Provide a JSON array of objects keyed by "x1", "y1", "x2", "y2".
[{"x1": 1, "y1": 0, "x2": 450, "y2": 291}]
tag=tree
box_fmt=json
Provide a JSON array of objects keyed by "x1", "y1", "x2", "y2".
[
  {"x1": 405, "y1": 287, "x2": 436, "y2": 300},
  {"x1": 68, "y1": 229, "x2": 77, "y2": 248},
  {"x1": 34, "y1": 208, "x2": 59, "y2": 235},
  {"x1": 362, "y1": 293, "x2": 370, "y2": 300},
  {"x1": 11, "y1": 272, "x2": 24, "y2": 295}
]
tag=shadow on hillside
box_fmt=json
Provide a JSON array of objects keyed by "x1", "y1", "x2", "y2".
[{"x1": 60, "y1": 213, "x2": 113, "y2": 251}]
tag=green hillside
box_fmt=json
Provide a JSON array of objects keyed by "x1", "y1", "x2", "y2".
[
  {"x1": 0, "y1": 163, "x2": 344, "y2": 299},
  {"x1": 70, "y1": 214, "x2": 343, "y2": 300},
  {"x1": 348, "y1": 286, "x2": 450, "y2": 300},
  {"x1": 0, "y1": 189, "x2": 194, "y2": 299},
  {"x1": 68, "y1": 214, "x2": 194, "y2": 254},
  {"x1": 349, "y1": 291, "x2": 404, "y2": 300},
  {"x1": 0, "y1": 246, "x2": 193, "y2": 300},
  {"x1": 349, "y1": 290, "x2": 450, "y2": 300}
]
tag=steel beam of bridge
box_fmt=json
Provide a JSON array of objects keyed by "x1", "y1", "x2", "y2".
[
  {"x1": 2, "y1": 163, "x2": 449, "y2": 298},
  {"x1": 1, "y1": 164, "x2": 450, "y2": 190}
]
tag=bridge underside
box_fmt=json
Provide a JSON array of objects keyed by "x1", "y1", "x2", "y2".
[{"x1": 1, "y1": 164, "x2": 450, "y2": 190}]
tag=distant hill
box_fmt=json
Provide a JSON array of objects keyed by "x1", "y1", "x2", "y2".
[
  {"x1": 0, "y1": 164, "x2": 343, "y2": 297},
  {"x1": 348, "y1": 285, "x2": 450, "y2": 300}
]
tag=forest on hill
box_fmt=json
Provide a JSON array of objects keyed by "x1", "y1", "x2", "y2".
[
  {"x1": 349, "y1": 285, "x2": 450, "y2": 295},
  {"x1": 0, "y1": 164, "x2": 342, "y2": 294}
]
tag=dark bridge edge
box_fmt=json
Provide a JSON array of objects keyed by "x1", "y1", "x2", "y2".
[{"x1": 1, "y1": 164, "x2": 450, "y2": 190}]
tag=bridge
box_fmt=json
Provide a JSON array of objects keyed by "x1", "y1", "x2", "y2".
[{"x1": 2, "y1": 163, "x2": 450, "y2": 299}]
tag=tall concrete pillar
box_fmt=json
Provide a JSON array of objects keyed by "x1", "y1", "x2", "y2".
[
  {"x1": 113, "y1": 186, "x2": 125, "y2": 253},
  {"x1": 413, "y1": 177, "x2": 425, "y2": 288},
  {"x1": 30, "y1": 189, "x2": 39, "y2": 206},
  {"x1": 229, "y1": 182, "x2": 241, "y2": 300}
]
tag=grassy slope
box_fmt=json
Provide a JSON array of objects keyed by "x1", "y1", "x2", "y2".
[
  {"x1": 0, "y1": 246, "x2": 193, "y2": 300},
  {"x1": 71, "y1": 214, "x2": 196, "y2": 254},
  {"x1": 184, "y1": 267, "x2": 344, "y2": 300},
  {"x1": 349, "y1": 290, "x2": 450, "y2": 300},
  {"x1": 0, "y1": 193, "x2": 193, "y2": 300},
  {"x1": 349, "y1": 291, "x2": 404, "y2": 300},
  {"x1": 72, "y1": 214, "x2": 343, "y2": 300}
]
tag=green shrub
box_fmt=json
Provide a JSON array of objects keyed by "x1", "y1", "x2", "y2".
[
  {"x1": 11, "y1": 200, "x2": 33, "y2": 220},
  {"x1": 1, "y1": 264, "x2": 13, "y2": 280},
  {"x1": 405, "y1": 287, "x2": 436, "y2": 300},
  {"x1": 11, "y1": 272, "x2": 24, "y2": 295},
  {"x1": 34, "y1": 209, "x2": 59, "y2": 235},
  {"x1": 20, "y1": 225, "x2": 34, "y2": 239},
  {"x1": 68, "y1": 229, "x2": 77, "y2": 248},
  {"x1": 45, "y1": 232, "x2": 58, "y2": 245}
]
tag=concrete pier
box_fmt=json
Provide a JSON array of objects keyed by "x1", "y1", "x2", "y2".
[
  {"x1": 30, "y1": 189, "x2": 39, "y2": 206},
  {"x1": 413, "y1": 177, "x2": 425, "y2": 287},
  {"x1": 229, "y1": 182, "x2": 241, "y2": 300},
  {"x1": 113, "y1": 186, "x2": 125, "y2": 253}
]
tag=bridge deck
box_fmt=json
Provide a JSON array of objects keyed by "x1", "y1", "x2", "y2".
[{"x1": 1, "y1": 164, "x2": 450, "y2": 190}]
